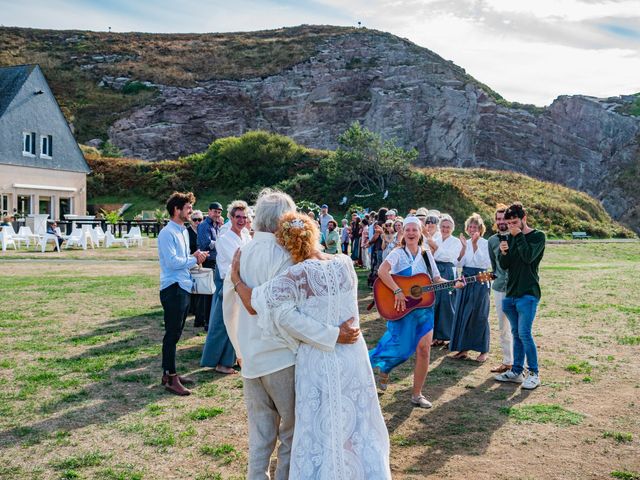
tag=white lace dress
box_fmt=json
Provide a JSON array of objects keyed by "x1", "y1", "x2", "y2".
[{"x1": 251, "y1": 254, "x2": 391, "y2": 480}]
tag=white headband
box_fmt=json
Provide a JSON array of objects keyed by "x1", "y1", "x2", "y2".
[{"x1": 403, "y1": 216, "x2": 422, "y2": 228}]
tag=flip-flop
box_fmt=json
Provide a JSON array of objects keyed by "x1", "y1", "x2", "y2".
[{"x1": 453, "y1": 353, "x2": 470, "y2": 360}]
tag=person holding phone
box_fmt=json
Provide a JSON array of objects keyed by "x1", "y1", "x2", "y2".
[{"x1": 487, "y1": 204, "x2": 513, "y2": 374}]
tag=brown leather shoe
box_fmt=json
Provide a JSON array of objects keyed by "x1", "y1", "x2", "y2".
[
  {"x1": 162, "y1": 374, "x2": 195, "y2": 386},
  {"x1": 162, "y1": 374, "x2": 191, "y2": 396},
  {"x1": 491, "y1": 364, "x2": 512, "y2": 373}
]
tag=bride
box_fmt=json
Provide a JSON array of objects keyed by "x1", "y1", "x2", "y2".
[{"x1": 230, "y1": 212, "x2": 391, "y2": 480}]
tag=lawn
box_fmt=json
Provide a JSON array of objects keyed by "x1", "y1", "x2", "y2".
[{"x1": 0, "y1": 241, "x2": 639, "y2": 479}]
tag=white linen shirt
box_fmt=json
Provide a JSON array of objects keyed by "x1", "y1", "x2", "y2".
[
  {"x1": 215, "y1": 228, "x2": 251, "y2": 279},
  {"x1": 384, "y1": 247, "x2": 440, "y2": 278},
  {"x1": 458, "y1": 237, "x2": 491, "y2": 269},
  {"x1": 433, "y1": 235, "x2": 462, "y2": 278},
  {"x1": 223, "y1": 232, "x2": 339, "y2": 379}
]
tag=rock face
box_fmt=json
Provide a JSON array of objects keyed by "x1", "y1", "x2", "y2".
[{"x1": 108, "y1": 31, "x2": 640, "y2": 231}]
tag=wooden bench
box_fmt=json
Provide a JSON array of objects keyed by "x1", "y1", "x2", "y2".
[{"x1": 571, "y1": 232, "x2": 591, "y2": 240}]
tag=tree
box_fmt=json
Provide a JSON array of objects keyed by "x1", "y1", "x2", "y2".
[{"x1": 322, "y1": 122, "x2": 416, "y2": 194}]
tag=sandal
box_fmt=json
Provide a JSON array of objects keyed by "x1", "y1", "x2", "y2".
[{"x1": 376, "y1": 371, "x2": 389, "y2": 391}]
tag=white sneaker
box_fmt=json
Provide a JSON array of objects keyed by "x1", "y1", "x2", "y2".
[
  {"x1": 494, "y1": 370, "x2": 525, "y2": 383},
  {"x1": 522, "y1": 372, "x2": 541, "y2": 390},
  {"x1": 411, "y1": 395, "x2": 432, "y2": 408}
]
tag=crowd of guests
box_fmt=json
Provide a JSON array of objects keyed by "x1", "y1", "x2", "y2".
[{"x1": 157, "y1": 190, "x2": 546, "y2": 479}]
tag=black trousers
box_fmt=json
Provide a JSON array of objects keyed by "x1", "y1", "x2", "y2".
[{"x1": 160, "y1": 283, "x2": 191, "y2": 374}]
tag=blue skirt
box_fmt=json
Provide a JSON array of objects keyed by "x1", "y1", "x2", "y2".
[
  {"x1": 449, "y1": 266, "x2": 490, "y2": 353},
  {"x1": 369, "y1": 307, "x2": 434, "y2": 374},
  {"x1": 433, "y1": 261, "x2": 456, "y2": 341},
  {"x1": 200, "y1": 267, "x2": 236, "y2": 368}
]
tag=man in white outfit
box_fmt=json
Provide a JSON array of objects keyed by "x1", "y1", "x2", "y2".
[
  {"x1": 223, "y1": 189, "x2": 359, "y2": 480},
  {"x1": 487, "y1": 205, "x2": 513, "y2": 373}
]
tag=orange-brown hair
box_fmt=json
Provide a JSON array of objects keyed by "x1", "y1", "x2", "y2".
[{"x1": 275, "y1": 212, "x2": 320, "y2": 263}]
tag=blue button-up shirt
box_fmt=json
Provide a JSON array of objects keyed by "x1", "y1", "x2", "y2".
[
  {"x1": 158, "y1": 220, "x2": 197, "y2": 292},
  {"x1": 197, "y1": 217, "x2": 219, "y2": 262}
]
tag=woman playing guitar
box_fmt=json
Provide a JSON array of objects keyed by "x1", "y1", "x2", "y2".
[{"x1": 369, "y1": 216, "x2": 463, "y2": 408}]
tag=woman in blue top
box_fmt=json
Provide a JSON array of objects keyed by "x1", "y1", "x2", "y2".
[{"x1": 369, "y1": 216, "x2": 455, "y2": 408}]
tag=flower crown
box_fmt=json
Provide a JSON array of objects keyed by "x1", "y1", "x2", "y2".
[{"x1": 281, "y1": 218, "x2": 311, "y2": 239}]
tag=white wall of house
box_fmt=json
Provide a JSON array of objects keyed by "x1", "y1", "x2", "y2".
[{"x1": 0, "y1": 164, "x2": 86, "y2": 220}]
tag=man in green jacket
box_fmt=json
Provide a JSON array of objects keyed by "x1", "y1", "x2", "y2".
[{"x1": 495, "y1": 202, "x2": 545, "y2": 390}]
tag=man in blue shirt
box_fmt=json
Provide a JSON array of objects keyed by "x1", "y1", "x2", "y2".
[
  {"x1": 158, "y1": 192, "x2": 207, "y2": 395},
  {"x1": 196, "y1": 201, "x2": 223, "y2": 330}
]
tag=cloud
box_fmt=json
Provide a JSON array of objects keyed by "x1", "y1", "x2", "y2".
[{"x1": 0, "y1": 0, "x2": 638, "y2": 105}]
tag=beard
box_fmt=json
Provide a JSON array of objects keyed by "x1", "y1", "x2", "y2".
[{"x1": 497, "y1": 224, "x2": 508, "y2": 232}]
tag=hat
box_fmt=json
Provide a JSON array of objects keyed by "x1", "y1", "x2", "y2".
[
  {"x1": 387, "y1": 209, "x2": 397, "y2": 216},
  {"x1": 415, "y1": 207, "x2": 428, "y2": 217},
  {"x1": 328, "y1": 219, "x2": 337, "y2": 227},
  {"x1": 403, "y1": 216, "x2": 422, "y2": 228},
  {"x1": 209, "y1": 202, "x2": 223, "y2": 210},
  {"x1": 321, "y1": 204, "x2": 328, "y2": 209}
]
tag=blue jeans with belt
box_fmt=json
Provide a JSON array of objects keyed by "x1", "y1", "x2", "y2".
[{"x1": 502, "y1": 295, "x2": 539, "y2": 375}]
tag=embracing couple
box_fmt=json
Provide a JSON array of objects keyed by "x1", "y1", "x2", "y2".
[{"x1": 223, "y1": 189, "x2": 391, "y2": 480}]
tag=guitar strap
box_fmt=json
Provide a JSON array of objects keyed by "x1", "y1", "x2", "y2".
[{"x1": 421, "y1": 250, "x2": 434, "y2": 279}]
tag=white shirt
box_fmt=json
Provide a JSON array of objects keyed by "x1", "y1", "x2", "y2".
[
  {"x1": 384, "y1": 247, "x2": 440, "y2": 278},
  {"x1": 215, "y1": 228, "x2": 251, "y2": 279},
  {"x1": 433, "y1": 235, "x2": 462, "y2": 263},
  {"x1": 458, "y1": 237, "x2": 491, "y2": 269},
  {"x1": 223, "y1": 232, "x2": 338, "y2": 379}
]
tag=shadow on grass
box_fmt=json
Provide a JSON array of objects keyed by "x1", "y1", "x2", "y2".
[
  {"x1": 0, "y1": 311, "x2": 227, "y2": 449},
  {"x1": 384, "y1": 372, "x2": 531, "y2": 476}
]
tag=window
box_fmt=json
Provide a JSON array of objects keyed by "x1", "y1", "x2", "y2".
[
  {"x1": 1, "y1": 194, "x2": 10, "y2": 217},
  {"x1": 41, "y1": 135, "x2": 53, "y2": 157},
  {"x1": 59, "y1": 197, "x2": 72, "y2": 219},
  {"x1": 39, "y1": 196, "x2": 52, "y2": 216},
  {"x1": 17, "y1": 195, "x2": 32, "y2": 215},
  {"x1": 23, "y1": 132, "x2": 36, "y2": 156}
]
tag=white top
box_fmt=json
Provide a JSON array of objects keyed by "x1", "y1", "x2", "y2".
[
  {"x1": 251, "y1": 254, "x2": 391, "y2": 478},
  {"x1": 433, "y1": 235, "x2": 462, "y2": 264},
  {"x1": 222, "y1": 232, "x2": 338, "y2": 379},
  {"x1": 215, "y1": 228, "x2": 251, "y2": 279},
  {"x1": 384, "y1": 246, "x2": 440, "y2": 278},
  {"x1": 458, "y1": 237, "x2": 491, "y2": 269}
]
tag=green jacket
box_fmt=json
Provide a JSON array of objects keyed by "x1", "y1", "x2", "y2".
[{"x1": 498, "y1": 229, "x2": 546, "y2": 299}]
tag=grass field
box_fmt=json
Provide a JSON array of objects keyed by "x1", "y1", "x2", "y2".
[{"x1": 0, "y1": 241, "x2": 639, "y2": 479}]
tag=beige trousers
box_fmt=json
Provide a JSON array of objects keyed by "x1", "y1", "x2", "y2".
[
  {"x1": 493, "y1": 289, "x2": 514, "y2": 365},
  {"x1": 243, "y1": 365, "x2": 296, "y2": 480}
]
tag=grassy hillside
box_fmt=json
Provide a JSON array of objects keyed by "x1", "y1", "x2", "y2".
[{"x1": 84, "y1": 137, "x2": 634, "y2": 238}]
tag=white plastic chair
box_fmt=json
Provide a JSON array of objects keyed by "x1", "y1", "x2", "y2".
[
  {"x1": 38, "y1": 233, "x2": 61, "y2": 252},
  {"x1": 0, "y1": 226, "x2": 17, "y2": 251},
  {"x1": 81, "y1": 225, "x2": 96, "y2": 249},
  {"x1": 123, "y1": 226, "x2": 144, "y2": 247},
  {"x1": 16, "y1": 226, "x2": 39, "y2": 248},
  {"x1": 92, "y1": 226, "x2": 106, "y2": 247},
  {"x1": 105, "y1": 231, "x2": 129, "y2": 248},
  {"x1": 66, "y1": 227, "x2": 93, "y2": 250}
]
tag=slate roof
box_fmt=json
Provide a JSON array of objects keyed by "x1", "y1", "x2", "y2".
[{"x1": 0, "y1": 64, "x2": 36, "y2": 117}]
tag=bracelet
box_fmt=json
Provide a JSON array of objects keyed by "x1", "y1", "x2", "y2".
[
  {"x1": 233, "y1": 280, "x2": 242, "y2": 292},
  {"x1": 393, "y1": 288, "x2": 402, "y2": 295}
]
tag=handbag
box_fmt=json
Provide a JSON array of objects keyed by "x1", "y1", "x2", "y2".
[{"x1": 190, "y1": 266, "x2": 215, "y2": 295}]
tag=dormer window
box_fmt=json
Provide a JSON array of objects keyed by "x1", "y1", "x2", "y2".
[
  {"x1": 23, "y1": 132, "x2": 36, "y2": 156},
  {"x1": 41, "y1": 135, "x2": 53, "y2": 158}
]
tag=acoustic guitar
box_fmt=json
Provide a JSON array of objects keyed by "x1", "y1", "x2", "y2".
[{"x1": 372, "y1": 271, "x2": 496, "y2": 321}]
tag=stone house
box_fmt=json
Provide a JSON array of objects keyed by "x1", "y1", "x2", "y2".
[{"x1": 0, "y1": 64, "x2": 90, "y2": 220}]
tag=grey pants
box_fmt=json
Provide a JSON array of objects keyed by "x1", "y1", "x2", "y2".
[{"x1": 243, "y1": 366, "x2": 296, "y2": 480}]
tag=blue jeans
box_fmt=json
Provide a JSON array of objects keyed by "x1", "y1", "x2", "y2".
[{"x1": 502, "y1": 295, "x2": 539, "y2": 375}]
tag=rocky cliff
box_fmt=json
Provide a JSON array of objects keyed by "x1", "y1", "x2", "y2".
[
  {"x1": 103, "y1": 30, "x2": 640, "y2": 232},
  {"x1": 2, "y1": 26, "x2": 637, "y2": 231}
]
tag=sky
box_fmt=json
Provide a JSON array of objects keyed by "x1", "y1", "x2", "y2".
[{"x1": 1, "y1": 0, "x2": 639, "y2": 105}]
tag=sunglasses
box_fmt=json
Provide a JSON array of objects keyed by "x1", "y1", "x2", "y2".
[{"x1": 192, "y1": 218, "x2": 203, "y2": 222}]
